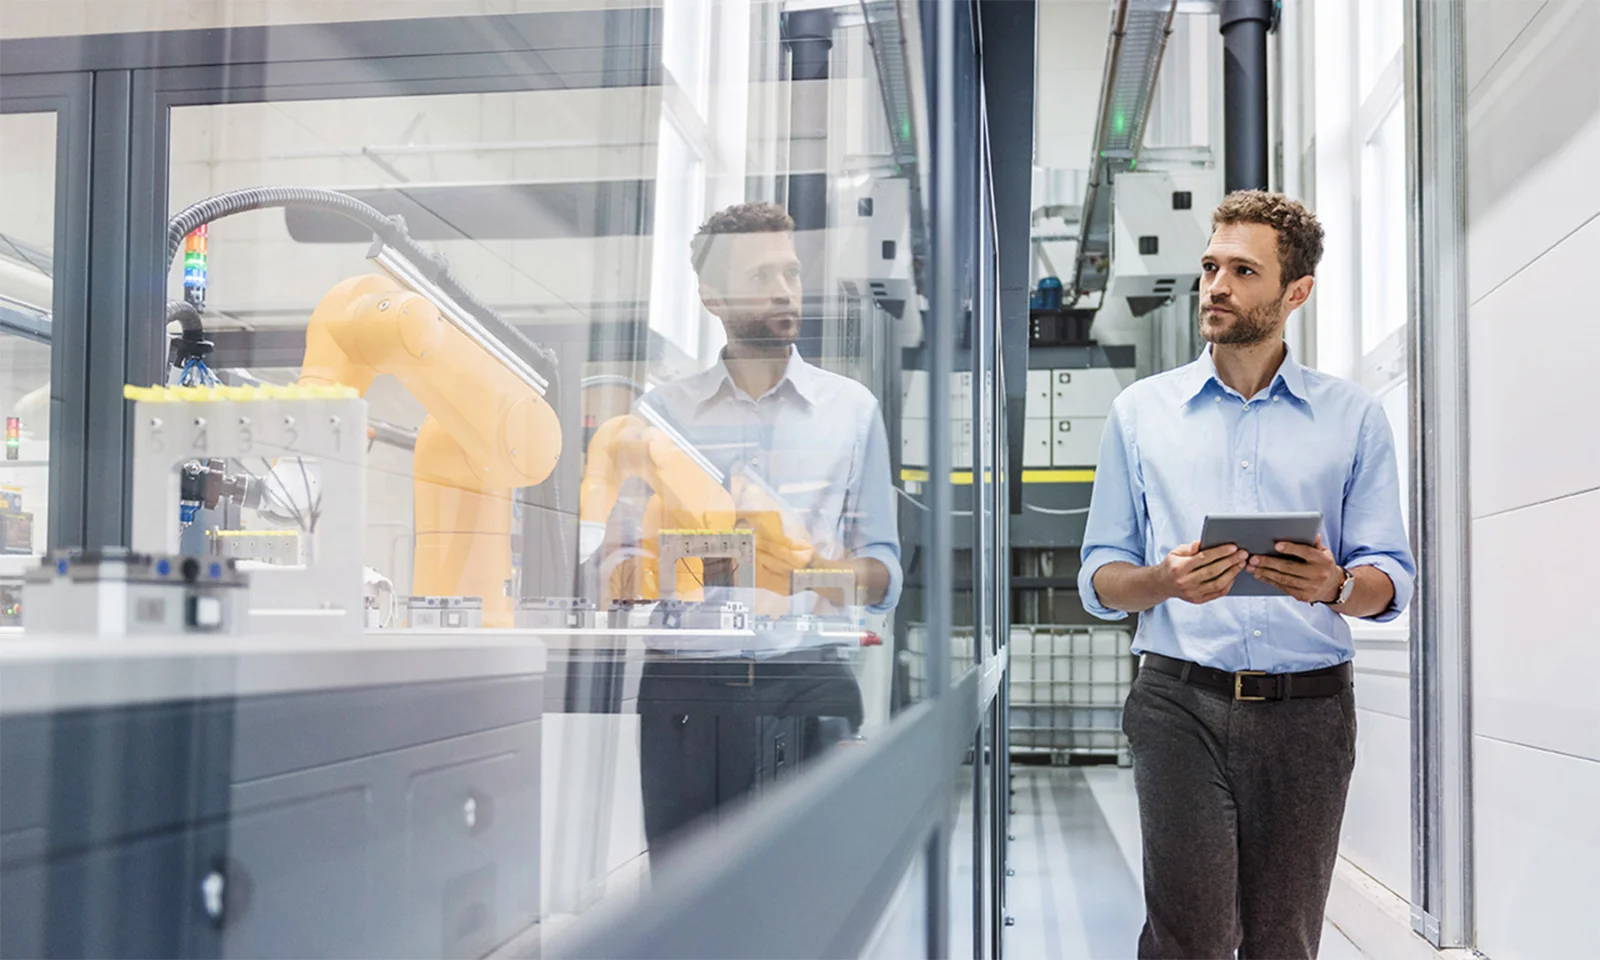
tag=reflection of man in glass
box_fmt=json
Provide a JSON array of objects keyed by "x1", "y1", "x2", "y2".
[{"x1": 600, "y1": 201, "x2": 902, "y2": 851}]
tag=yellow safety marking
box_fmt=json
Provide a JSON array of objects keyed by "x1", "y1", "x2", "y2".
[
  {"x1": 124, "y1": 383, "x2": 359, "y2": 402},
  {"x1": 900, "y1": 468, "x2": 1096, "y2": 484},
  {"x1": 658, "y1": 528, "x2": 750, "y2": 536}
]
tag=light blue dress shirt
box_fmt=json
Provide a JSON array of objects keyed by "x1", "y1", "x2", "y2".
[
  {"x1": 602, "y1": 346, "x2": 903, "y2": 653},
  {"x1": 1077, "y1": 344, "x2": 1415, "y2": 673}
]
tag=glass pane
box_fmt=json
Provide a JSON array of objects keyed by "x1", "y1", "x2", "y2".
[
  {"x1": 1361, "y1": 105, "x2": 1407, "y2": 350},
  {"x1": 861, "y1": 846, "x2": 929, "y2": 958},
  {"x1": 0, "y1": 110, "x2": 55, "y2": 572},
  {"x1": 28, "y1": 5, "x2": 934, "y2": 950},
  {"x1": 1358, "y1": 0, "x2": 1403, "y2": 97}
]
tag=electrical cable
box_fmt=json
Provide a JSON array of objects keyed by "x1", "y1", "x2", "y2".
[
  {"x1": 296, "y1": 456, "x2": 319, "y2": 533},
  {"x1": 1022, "y1": 502, "x2": 1091, "y2": 516},
  {"x1": 580, "y1": 374, "x2": 649, "y2": 395},
  {"x1": 164, "y1": 186, "x2": 558, "y2": 385},
  {"x1": 257, "y1": 458, "x2": 311, "y2": 532}
]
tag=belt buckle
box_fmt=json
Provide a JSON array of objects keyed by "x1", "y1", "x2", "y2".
[
  {"x1": 1234, "y1": 670, "x2": 1268, "y2": 701},
  {"x1": 726, "y1": 662, "x2": 755, "y2": 688}
]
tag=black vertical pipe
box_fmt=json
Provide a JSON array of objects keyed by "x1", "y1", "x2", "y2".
[
  {"x1": 1220, "y1": 0, "x2": 1275, "y2": 193},
  {"x1": 782, "y1": 9, "x2": 833, "y2": 360}
]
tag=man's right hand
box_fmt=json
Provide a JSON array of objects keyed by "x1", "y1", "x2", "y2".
[{"x1": 1157, "y1": 541, "x2": 1249, "y2": 604}]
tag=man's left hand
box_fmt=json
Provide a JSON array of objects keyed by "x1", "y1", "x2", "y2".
[{"x1": 1248, "y1": 536, "x2": 1344, "y2": 605}]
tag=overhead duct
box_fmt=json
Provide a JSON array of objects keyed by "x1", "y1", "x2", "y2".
[
  {"x1": 1220, "y1": 0, "x2": 1275, "y2": 193},
  {"x1": 1070, "y1": 0, "x2": 1179, "y2": 302}
]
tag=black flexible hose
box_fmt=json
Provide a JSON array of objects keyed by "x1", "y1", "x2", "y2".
[
  {"x1": 165, "y1": 300, "x2": 212, "y2": 368},
  {"x1": 165, "y1": 186, "x2": 558, "y2": 385}
]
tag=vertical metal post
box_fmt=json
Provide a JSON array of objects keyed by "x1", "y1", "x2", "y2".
[
  {"x1": 924, "y1": 0, "x2": 958, "y2": 955},
  {"x1": 970, "y1": 102, "x2": 991, "y2": 960},
  {"x1": 83, "y1": 70, "x2": 136, "y2": 548},
  {"x1": 1405, "y1": 0, "x2": 1473, "y2": 948},
  {"x1": 1219, "y1": 0, "x2": 1275, "y2": 193}
]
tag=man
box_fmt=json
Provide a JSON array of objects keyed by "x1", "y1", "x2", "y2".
[
  {"x1": 600, "y1": 201, "x2": 902, "y2": 850},
  {"x1": 1078, "y1": 191, "x2": 1415, "y2": 959}
]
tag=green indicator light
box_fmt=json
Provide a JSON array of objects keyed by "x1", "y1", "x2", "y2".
[{"x1": 1113, "y1": 112, "x2": 1127, "y2": 135}]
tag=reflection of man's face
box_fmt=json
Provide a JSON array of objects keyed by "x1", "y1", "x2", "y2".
[{"x1": 701, "y1": 231, "x2": 803, "y2": 357}]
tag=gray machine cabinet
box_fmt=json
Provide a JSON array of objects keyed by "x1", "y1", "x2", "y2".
[{"x1": 1, "y1": 675, "x2": 543, "y2": 960}]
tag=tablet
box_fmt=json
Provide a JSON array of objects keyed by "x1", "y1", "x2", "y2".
[{"x1": 1199, "y1": 512, "x2": 1323, "y2": 598}]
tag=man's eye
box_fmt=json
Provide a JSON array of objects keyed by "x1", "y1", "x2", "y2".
[
  {"x1": 1202, "y1": 263, "x2": 1217, "y2": 273},
  {"x1": 1239, "y1": 267, "x2": 1254, "y2": 276}
]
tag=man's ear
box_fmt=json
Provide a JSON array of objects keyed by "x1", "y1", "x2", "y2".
[{"x1": 1286, "y1": 274, "x2": 1315, "y2": 311}]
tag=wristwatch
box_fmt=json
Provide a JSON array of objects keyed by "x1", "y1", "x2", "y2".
[{"x1": 1325, "y1": 567, "x2": 1355, "y2": 606}]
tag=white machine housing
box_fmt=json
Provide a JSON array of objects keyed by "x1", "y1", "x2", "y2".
[
  {"x1": 1107, "y1": 170, "x2": 1221, "y2": 299},
  {"x1": 128, "y1": 387, "x2": 367, "y2": 634},
  {"x1": 834, "y1": 177, "x2": 914, "y2": 307}
]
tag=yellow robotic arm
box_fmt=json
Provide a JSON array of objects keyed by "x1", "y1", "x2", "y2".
[
  {"x1": 298, "y1": 273, "x2": 561, "y2": 627},
  {"x1": 579, "y1": 412, "x2": 736, "y2": 603}
]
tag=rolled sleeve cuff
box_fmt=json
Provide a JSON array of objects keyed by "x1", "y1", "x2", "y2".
[
  {"x1": 1349, "y1": 555, "x2": 1414, "y2": 623},
  {"x1": 855, "y1": 544, "x2": 903, "y2": 615},
  {"x1": 1077, "y1": 548, "x2": 1142, "y2": 621}
]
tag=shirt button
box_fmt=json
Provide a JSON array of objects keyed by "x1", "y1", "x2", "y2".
[
  {"x1": 1273, "y1": 396, "x2": 1281, "y2": 403},
  {"x1": 1241, "y1": 460, "x2": 1250, "y2": 468},
  {"x1": 1253, "y1": 630, "x2": 1262, "y2": 638},
  {"x1": 1214, "y1": 397, "x2": 1221, "y2": 403},
  {"x1": 1243, "y1": 403, "x2": 1250, "y2": 410}
]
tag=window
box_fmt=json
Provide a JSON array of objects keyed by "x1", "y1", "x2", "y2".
[{"x1": 1361, "y1": 106, "x2": 1407, "y2": 350}]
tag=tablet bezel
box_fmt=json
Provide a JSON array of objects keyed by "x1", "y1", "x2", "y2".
[{"x1": 1198, "y1": 512, "x2": 1324, "y2": 598}]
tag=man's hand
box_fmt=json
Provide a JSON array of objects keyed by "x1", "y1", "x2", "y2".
[
  {"x1": 1158, "y1": 541, "x2": 1249, "y2": 604},
  {"x1": 1248, "y1": 536, "x2": 1344, "y2": 604}
]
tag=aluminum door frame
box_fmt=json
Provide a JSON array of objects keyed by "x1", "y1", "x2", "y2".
[{"x1": 1404, "y1": 0, "x2": 1474, "y2": 949}]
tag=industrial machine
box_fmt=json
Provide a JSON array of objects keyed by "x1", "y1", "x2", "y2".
[{"x1": 159, "y1": 188, "x2": 563, "y2": 629}]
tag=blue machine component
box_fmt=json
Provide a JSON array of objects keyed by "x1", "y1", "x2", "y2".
[{"x1": 1030, "y1": 276, "x2": 1064, "y2": 311}]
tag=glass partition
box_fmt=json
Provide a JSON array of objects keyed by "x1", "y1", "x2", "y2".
[
  {"x1": 0, "y1": 111, "x2": 56, "y2": 567},
  {"x1": 0, "y1": 4, "x2": 966, "y2": 955}
]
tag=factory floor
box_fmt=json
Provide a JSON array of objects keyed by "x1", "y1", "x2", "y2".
[{"x1": 995, "y1": 764, "x2": 1366, "y2": 959}]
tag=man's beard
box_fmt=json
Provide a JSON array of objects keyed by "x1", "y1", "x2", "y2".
[
  {"x1": 1199, "y1": 292, "x2": 1283, "y2": 346},
  {"x1": 728, "y1": 311, "x2": 800, "y2": 355}
]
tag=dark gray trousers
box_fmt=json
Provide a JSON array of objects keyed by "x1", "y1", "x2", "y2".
[{"x1": 1121, "y1": 666, "x2": 1358, "y2": 959}]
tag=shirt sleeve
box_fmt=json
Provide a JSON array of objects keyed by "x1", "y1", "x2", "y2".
[
  {"x1": 844, "y1": 396, "x2": 903, "y2": 614},
  {"x1": 1077, "y1": 400, "x2": 1146, "y2": 621},
  {"x1": 1339, "y1": 402, "x2": 1417, "y2": 622}
]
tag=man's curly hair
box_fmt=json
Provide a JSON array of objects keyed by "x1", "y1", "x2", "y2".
[
  {"x1": 689, "y1": 202, "x2": 795, "y2": 288},
  {"x1": 1212, "y1": 190, "x2": 1325, "y2": 285}
]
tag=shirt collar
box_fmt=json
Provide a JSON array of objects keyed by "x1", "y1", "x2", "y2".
[
  {"x1": 1182, "y1": 342, "x2": 1310, "y2": 407},
  {"x1": 691, "y1": 345, "x2": 818, "y2": 410}
]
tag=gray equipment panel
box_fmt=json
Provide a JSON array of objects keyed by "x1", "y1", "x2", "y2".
[{"x1": 0, "y1": 675, "x2": 542, "y2": 959}]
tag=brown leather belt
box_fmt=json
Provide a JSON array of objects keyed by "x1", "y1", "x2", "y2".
[{"x1": 1142, "y1": 652, "x2": 1352, "y2": 701}]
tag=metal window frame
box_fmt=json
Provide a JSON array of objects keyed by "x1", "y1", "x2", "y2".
[{"x1": 1404, "y1": 0, "x2": 1473, "y2": 949}]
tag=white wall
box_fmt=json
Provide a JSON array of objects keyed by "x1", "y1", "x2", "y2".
[{"x1": 1464, "y1": 2, "x2": 1600, "y2": 956}]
